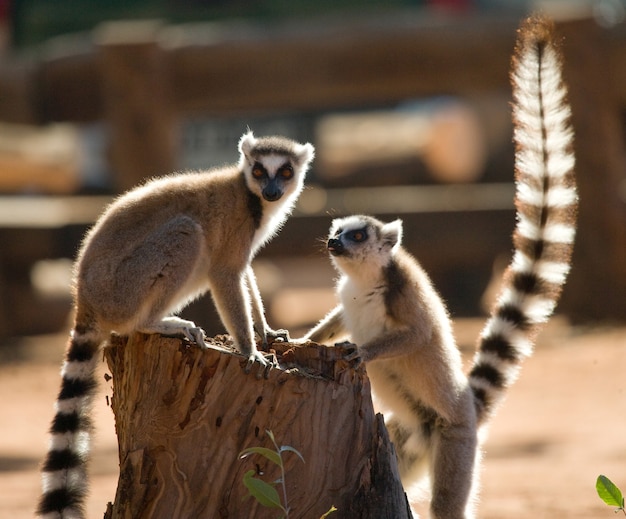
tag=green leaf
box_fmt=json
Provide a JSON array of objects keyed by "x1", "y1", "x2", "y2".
[
  {"x1": 279, "y1": 445, "x2": 305, "y2": 464},
  {"x1": 242, "y1": 470, "x2": 285, "y2": 510},
  {"x1": 596, "y1": 475, "x2": 625, "y2": 508},
  {"x1": 239, "y1": 446, "x2": 282, "y2": 467},
  {"x1": 266, "y1": 429, "x2": 281, "y2": 452}
]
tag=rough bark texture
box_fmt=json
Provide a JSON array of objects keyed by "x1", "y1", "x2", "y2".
[{"x1": 103, "y1": 333, "x2": 411, "y2": 519}]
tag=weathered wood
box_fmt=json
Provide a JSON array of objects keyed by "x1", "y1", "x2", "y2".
[
  {"x1": 166, "y1": 15, "x2": 517, "y2": 116},
  {"x1": 96, "y1": 21, "x2": 178, "y2": 191},
  {"x1": 0, "y1": 56, "x2": 39, "y2": 124},
  {"x1": 103, "y1": 333, "x2": 412, "y2": 519},
  {"x1": 608, "y1": 21, "x2": 626, "y2": 106},
  {"x1": 39, "y1": 41, "x2": 101, "y2": 123},
  {"x1": 4, "y1": 15, "x2": 521, "y2": 124},
  {"x1": 7, "y1": 16, "x2": 624, "y2": 122}
]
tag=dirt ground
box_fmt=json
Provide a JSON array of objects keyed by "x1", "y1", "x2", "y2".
[{"x1": 1, "y1": 319, "x2": 624, "y2": 519}]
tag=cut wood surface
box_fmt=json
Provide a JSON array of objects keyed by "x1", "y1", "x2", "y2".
[{"x1": 103, "y1": 333, "x2": 411, "y2": 519}]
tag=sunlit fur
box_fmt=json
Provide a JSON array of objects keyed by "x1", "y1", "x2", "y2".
[
  {"x1": 37, "y1": 132, "x2": 314, "y2": 518},
  {"x1": 469, "y1": 15, "x2": 577, "y2": 422},
  {"x1": 302, "y1": 16, "x2": 576, "y2": 518}
]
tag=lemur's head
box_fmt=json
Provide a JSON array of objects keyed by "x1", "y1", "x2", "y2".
[
  {"x1": 239, "y1": 131, "x2": 314, "y2": 203},
  {"x1": 326, "y1": 215, "x2": 403, "y2": 272}
]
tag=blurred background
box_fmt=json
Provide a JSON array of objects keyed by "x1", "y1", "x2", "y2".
[{"x1": 0, "y1": 0, "x2": 625, "y2": 518}]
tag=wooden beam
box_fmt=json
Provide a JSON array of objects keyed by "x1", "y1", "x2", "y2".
[
  {"x1": 0, "y1": 56, "x2": 39, "y2": 124},
  {"x1": 1, "y1": 15, "x2": 625, "y2": 124},
  {"x1": 608, "y1": 22, "x2": 626, "y2": 106},
  {"x1": 39, "y1": 43, "x2": 101, "y2": 123},
  {"x1": 558, "y1": 17, "x2": 626, "y2": 322},
  {"x1": 96, "y1": 21, "x2": 179, "y2": 190},
  {"x1": 0, "y1": 14, "x2": 521, "y2": 124},
  {"x1": 166, "y1": 15, "x2": 518, "y2": 116}
]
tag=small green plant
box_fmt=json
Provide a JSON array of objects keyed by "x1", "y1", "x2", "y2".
[
  {"x1": 239, "y1": 430, "x2": 336, "y2": 518},
  {"x1": 596, "y1": 475, "x2": 625, "y2": 515}
]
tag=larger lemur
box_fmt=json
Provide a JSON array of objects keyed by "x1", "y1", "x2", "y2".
[
  {"x1": 37, "y1": 132, "x2": 314, "y2": 518},
  {"x1": 300, "y1": 16, "x2": 577, "y2": 519}
]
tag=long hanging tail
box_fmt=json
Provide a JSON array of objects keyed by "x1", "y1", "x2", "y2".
[
  {"x1": 37, "y1": 326, "x2": 102, "y2": 519},
  {"x1": 468, "y1": 16, "x2": 577, "y2": 424}
]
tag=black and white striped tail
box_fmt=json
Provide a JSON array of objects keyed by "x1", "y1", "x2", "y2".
[
  {"x1": 37, "y1": 327, "x2": 101, "y2": 519},
  {"x1": 469, "y1": 16, "x2": 577, "y2": 424}
]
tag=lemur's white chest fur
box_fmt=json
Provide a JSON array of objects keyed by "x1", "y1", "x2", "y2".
[{"x1": 337, "y1": 275, "x2": 390, "y2": 346}]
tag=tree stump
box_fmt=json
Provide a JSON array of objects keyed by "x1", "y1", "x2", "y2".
[{"x1": 103, "y1": 333, "x2": 411, "y2": 519}]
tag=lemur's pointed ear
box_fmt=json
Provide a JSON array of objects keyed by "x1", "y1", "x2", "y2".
[
  {"x1": 382, "y1": 219, "x2": 403, "y2": 252},
  {"x1": 238, "y1": 131, "x2": 256, "y2": 164},
  {"x1": 294, "y1": 142, "x2": 315, "y2": 168}
]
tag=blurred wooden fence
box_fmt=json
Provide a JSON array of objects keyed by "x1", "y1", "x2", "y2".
[{"x1": 0, "y1": 13, "x2": 625, "y2": 337}]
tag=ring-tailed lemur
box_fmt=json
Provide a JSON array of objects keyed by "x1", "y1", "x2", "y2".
[
  {"x1": 301, "y1": 16, "x2": 576, "y2": 518},
  {"x1": 37, "y1": 132, "x2": 314, "y2": 518}
]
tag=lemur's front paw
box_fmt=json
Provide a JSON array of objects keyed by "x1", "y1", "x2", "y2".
[
  {"x1": 342, "y1": 343, "x2": 364, "y2": 367},
  {"x1": 244, "y1": 350, "x2": 277, "y2": 379},
  {"x1": 146, "y1": 318, "x2": 206, "y2": 347},
  {"x1": 184, "y1": 326, "x2": 206, "y2": 347}
]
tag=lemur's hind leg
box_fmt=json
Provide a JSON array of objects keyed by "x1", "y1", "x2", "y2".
[
  {"x1": 429, "y1": 421, "x2": 478, "y2": 519},
  {"x1": 113, "y1": 215, "x2": 207, "y2": 344}
]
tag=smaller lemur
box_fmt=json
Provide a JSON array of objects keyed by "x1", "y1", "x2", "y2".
[
  {"x1": 301, "y1": 16, "x2": 577, "y2": 519},
  {"x1": 302, "y1": 215, "x2": 479, "y2": 517},
  {"x1": 37, "y1": 131, "x2": 314, "y2": 519}
]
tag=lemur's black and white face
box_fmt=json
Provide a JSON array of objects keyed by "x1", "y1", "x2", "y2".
[
  {"x1": 239, "y1": 132, "x2": 314, "y2": 203},
  {"x1": 327, "y1": 215, "x2": 403, "y2": 267},
  {"x1": 248, "y1": 156, "x2": 297, "y2": 202}
]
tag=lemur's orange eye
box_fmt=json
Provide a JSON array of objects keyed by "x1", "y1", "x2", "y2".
[
  {"x1": 279, "y1": 166, "x2": 294, "y2": 179},
  {"x1": 252, "y1": 164, "x2": 265, "y2": 179}
]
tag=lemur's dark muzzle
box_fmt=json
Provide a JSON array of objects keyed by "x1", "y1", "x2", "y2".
[
  {"x1": 327, "y1": 238, "x2": 344, "y2": 256},
  {"x1": 262, "y1": 179, "x2": 283, "y2": 202},
  {"x1": 262, "y1": 187, "x2": 282, "y2": 201}
]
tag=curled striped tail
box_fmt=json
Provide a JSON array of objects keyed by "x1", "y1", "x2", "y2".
[
  {"x1": 469, "y1": 15, "x2": 577, "y2": 424},
  {"x1": 37, "y1": 327, "x2": 102, "y2": 519}
]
